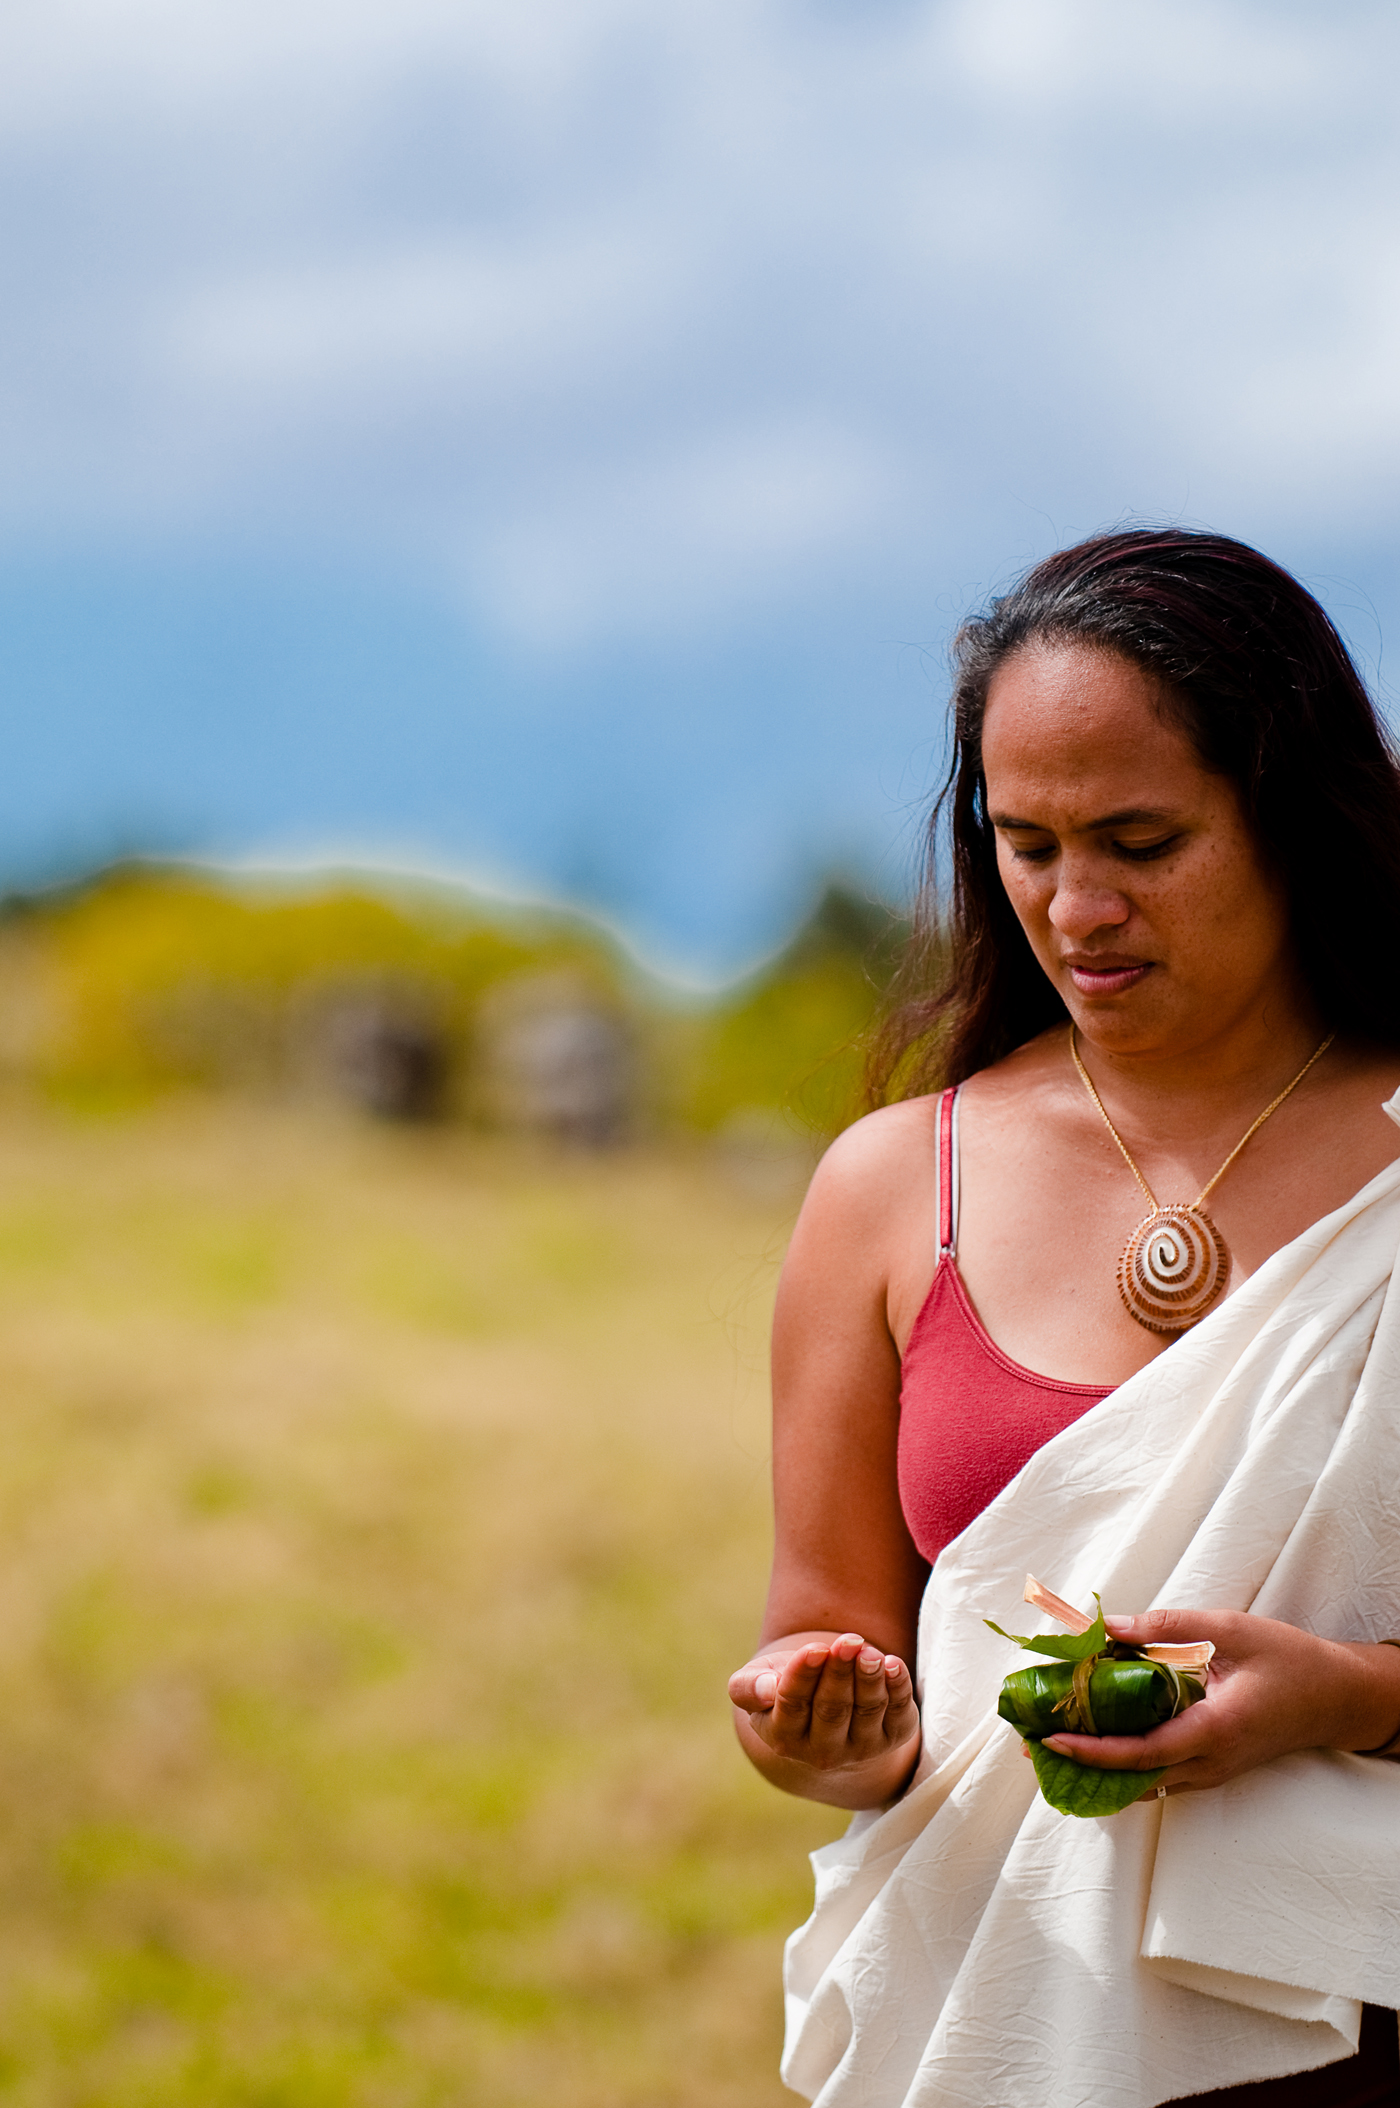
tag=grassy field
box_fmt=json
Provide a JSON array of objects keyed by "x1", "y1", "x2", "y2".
[{"x1": 0, "y1": 1094, "x2": 841, "y2": 2105}]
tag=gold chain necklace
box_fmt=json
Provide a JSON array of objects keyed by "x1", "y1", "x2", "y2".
[{"x1": 1069, "y1": 1024, "x2": 1335, "y2": 1334}]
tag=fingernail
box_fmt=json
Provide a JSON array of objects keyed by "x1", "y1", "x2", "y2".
[
  {"x1": 858, "y1": 1649, "x2": 882, "y2": 1673},
  {"x1": 885, "y1": 1657, "x2": 904, "y2": 1679},
  {"x1": 755, "y1": 1673, "x2": 776, "y2": 1704},
  {"x1": 1043, "y1": 1738, "x2": 1070, "y2": 1753}
]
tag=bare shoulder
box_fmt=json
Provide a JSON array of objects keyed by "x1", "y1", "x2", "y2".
[
  {"x1": 795, "y1": 1042, "x2": 1069, "y2": 1278},
  {"x1": 955, "y1": 1028, "x2": 1071, "y2": 1116},
  {"x1": 801, "y1": 1095, "x2": 941, "y2": 1233},
  {"x1": 1315, "y1": 1042, "x2": 1400, "y2": 1178},
  {"x1": 814, "y1": 1093, "x2": 940, "y2": 1178},
  {"x1": 778, "y1": 1097, "x2": 943, "y2": 1320},
  {"x1": 1328, "y1": 1042, "x2": 1400, "y2": 1112}
]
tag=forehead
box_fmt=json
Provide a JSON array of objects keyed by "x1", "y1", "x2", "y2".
[{"x1": 980, "y1": 641, "x2": 1207, "y2": 814}]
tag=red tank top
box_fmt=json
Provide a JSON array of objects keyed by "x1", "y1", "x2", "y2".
[
  {"x1": 896, "y1": 1089, "x2": 1399, "y2": 2108},
  {"x1": 897, "y1": 1086, "x2": 1111, "y2": 1565}
]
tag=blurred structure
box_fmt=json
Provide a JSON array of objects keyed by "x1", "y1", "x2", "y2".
[
  {"x1": 298, "y1": 980, "x2": 449, "y2": 1121},
  {"x1": 0, "y1": 919, "x2": 55, "y2": 1075},
  {"x1": 0, "y1": 865, "x2": 905, "y2": 1148},
  {"x1": 477, "y1": 974, "x2": 633, "y2": 1146}
]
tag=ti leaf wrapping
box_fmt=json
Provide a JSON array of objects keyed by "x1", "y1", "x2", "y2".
[
  {"x1": 1027, "y1": 1741, "x2": 1167, "y2": 1817},
  {"x1": 985, "y1": 1579, "x2": 1209, "y2": 1819},
  {"x1": 997, "y1": 1656, "x2": 1188, "y2": 1739}
]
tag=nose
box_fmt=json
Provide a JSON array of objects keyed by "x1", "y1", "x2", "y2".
[{"x1": 1047, "y1": 870, "x2": 1132, "y2": 942}]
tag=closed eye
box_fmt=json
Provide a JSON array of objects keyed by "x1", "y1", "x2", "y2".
[
  {"x1": 1114, "y1": 835, "x2": 1181, "y2": 862},
  {"x1": 1000, "y1": 829, "x2": 1184, "y2": 864}
]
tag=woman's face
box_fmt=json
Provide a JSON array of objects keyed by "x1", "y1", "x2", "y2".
[{"x1": 979, "y1": 640, "x2": 1306, "y2": 1059}]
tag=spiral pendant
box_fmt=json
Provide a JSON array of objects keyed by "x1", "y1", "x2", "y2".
[{"x1": 1117, "y1": 1205, "x2": 1229, "y2": 1334}]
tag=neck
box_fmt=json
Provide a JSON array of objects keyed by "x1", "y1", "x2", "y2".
[{"x1": 1070, "y1": 999, "x2": 1330, "y2": 1131}]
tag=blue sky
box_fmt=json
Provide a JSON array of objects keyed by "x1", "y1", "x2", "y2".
[{"x1": 3, "y1": 0, "x2": 1399, "y2": 978}]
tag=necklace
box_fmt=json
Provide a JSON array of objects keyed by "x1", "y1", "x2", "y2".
[{"x1": 1069, "y1": 1025, "x2": 1335, "y2": 1334}]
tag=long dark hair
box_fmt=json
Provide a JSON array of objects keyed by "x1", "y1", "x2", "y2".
[{"x1": 866, "y1": 527, "x2": 1400, "y2": 1103}]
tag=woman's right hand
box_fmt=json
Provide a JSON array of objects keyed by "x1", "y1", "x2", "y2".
[{"x1": 728, "y1": 1631, "x2": 922, "y2": 1808}]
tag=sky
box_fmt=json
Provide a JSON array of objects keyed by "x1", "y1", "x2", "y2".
[{"x1": 2, "y1": 0, "x2": 1399, "y2": 979}]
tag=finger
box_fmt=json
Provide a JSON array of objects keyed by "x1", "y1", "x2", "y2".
[
  {"x1": 727, "y1": 1646, "x2": 814, "y2": 1714},
  {"x1": 1034, "y1": 1732, "x2": 1217, "y2": 1795},
  {"x1": 806, "y1": 1636, "x2": 864, "y2": 1759},
  {"x1": 1043, "y1": 1705, "x2": 1214, "y2": 1771},
  {"x1": 881, "y1": 1656, "x2": 920, "y2": 1750},
  {"x1": 1104, "y1": 1607, "x2": 1246, "y2": 1651},
  {"x1": 847, "y1": 1648, "x2": 894, "y2": 1755},
  {"x1": 759, "y1": 1642, "x2": 830, "y2": 1749},
  {"x1": 774, "y1": 1642, "x2": 833, "y2": 1701},
  {"x1": 727, "y1": 1657, "x2": 786, "y2": 1712},
  {"x1": 1042, "y1": 1733, "x2": 1179, "y2": 1773},
  {"x1": 728, "y1": 1668, "x2": 784, "y2": 1714},
  {"x1": 1146, "y1": 1758, "x2": 1226, "y2": 1795},
  {"x1": 727, "y1": 1668, "x2": 764, "y2": 1713}
]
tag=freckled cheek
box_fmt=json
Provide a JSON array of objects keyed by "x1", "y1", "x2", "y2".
[
  {"x1": 1000, "y1": 869, "x2": 1057, "y2": 937},
  {"x1": 1150, "y1": 851, "x2": 1268, "y2": 963},
  {"x1": 1181, "y1": 847, "x2": 1255, "y2": 932},
  {"x1": 995, "y1": 846, "x2": 1050, "y2": 904}
]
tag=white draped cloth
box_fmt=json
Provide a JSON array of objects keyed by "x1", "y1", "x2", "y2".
[{"x1": 783, "y1": 1120, "x2": 1400, "y2": 2107}]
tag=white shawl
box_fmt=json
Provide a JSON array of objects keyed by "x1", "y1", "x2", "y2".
[{"x1": 783, "y1": 1124, "x2": 1400, "y2": 2107}]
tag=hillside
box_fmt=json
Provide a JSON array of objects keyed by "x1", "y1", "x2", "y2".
[{"x1": 0, "y1": 866, "x2": 907, "y2": 1143}]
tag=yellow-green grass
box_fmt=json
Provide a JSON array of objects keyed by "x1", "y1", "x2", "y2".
[{"x1": 0, "y1": 1094, "x2": 840, "y2": 2104}]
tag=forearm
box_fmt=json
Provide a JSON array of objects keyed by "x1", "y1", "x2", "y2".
[{"x1": 1325, "y1": 1638, "x2": 1400, "y2": 1753}]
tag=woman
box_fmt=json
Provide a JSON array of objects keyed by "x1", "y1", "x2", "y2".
[{"x1": 729, "y1": 530, "x2": 1400, "y2": 2106}]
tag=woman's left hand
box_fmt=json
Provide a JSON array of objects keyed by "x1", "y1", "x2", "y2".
[{"x1": 1039, "y1": 1608, "x2": 1400, "y2": 1795}]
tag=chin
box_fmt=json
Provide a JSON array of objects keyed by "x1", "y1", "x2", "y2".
[{"x1": 1066, "y1": 999, "x2": 1172, "y2": 1051}]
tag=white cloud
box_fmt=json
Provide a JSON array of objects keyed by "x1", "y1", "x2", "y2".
[
  {"x1": 0, "y1": 0, "x2": 632, "y2": 132},
  {"x1": 165, "y1": 226, "x2": 683, "y2": 398},
  {"x1": 0, "y1": 0, "x2": 1398, "y2": 639},
  {"x1": 944, "y1": 0, "x2": 1333, "y2": 119},
  {"x1": 475, "y1": 418, "x2": 904, "y2": 644}
]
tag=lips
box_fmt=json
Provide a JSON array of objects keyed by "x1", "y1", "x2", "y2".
[{"x1": 1065, "y1": 959, "x2": 1154, "y2": 997}]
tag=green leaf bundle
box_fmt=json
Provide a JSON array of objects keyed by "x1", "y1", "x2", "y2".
[
  {"x1": 997, "y1": 1656, "x2": 1187, "y2": 1739},
  {"x1": 985, "y1": 1590, "x2": 1207, "y2": 1819}
]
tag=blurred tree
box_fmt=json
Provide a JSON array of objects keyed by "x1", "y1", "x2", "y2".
[
  {"x1": 0, "y1": 867, "x2": 910, "y2": 1142},
  {"x1": 659, "y1": 883, "x2": 908, "y2": 1140}
]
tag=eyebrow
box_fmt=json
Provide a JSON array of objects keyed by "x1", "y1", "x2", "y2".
[{"x1": 988, "y1": 807, "x2": 1179, "y2": 832}]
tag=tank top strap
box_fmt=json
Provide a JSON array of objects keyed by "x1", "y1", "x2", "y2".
[{"x1": 937, "y1": 1084, "x2": 963, "y2": 1256}]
